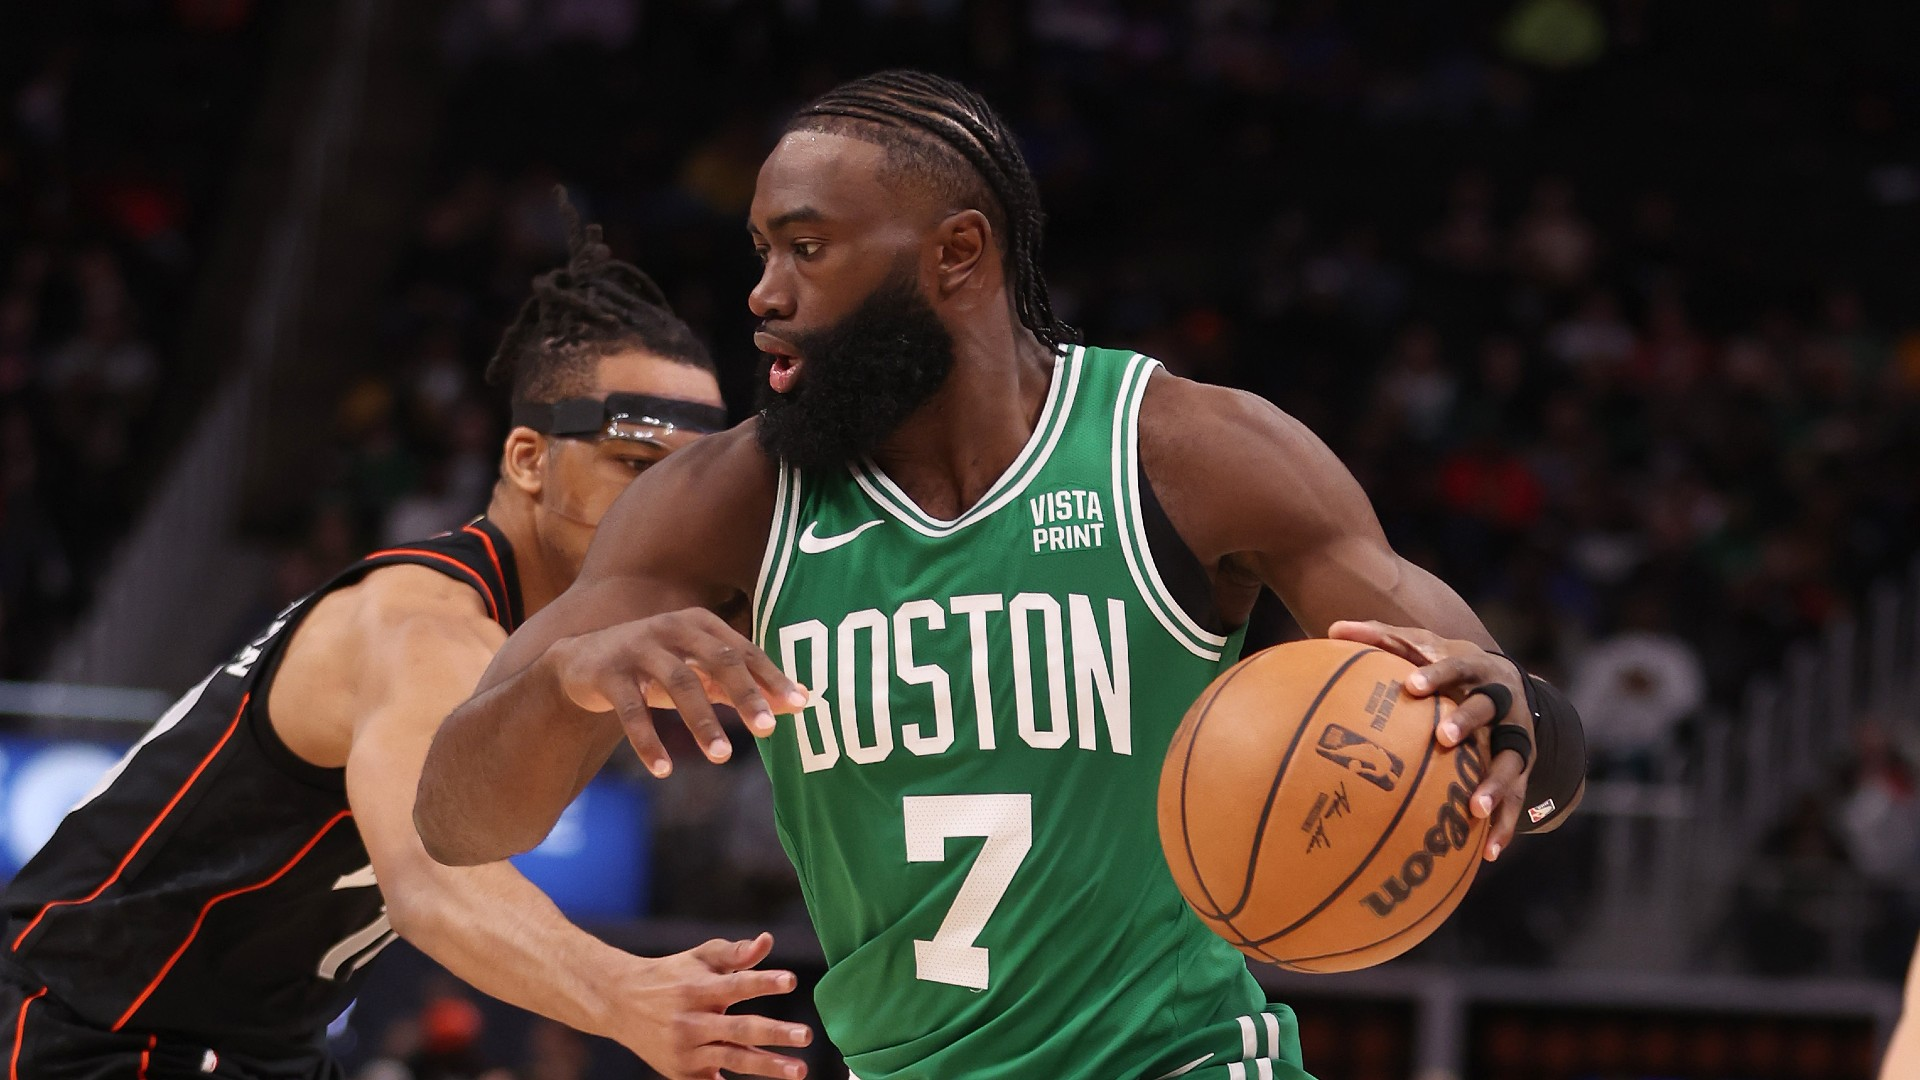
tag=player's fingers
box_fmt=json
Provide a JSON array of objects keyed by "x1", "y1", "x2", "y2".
[
  {"x1": 1435, "y1": 690, "x2": 1498, "y2": 748},
  {"x1": 604, "y1": 676, "x2": 672, "y2": 778},
  {"x1": 692, "y1": 638, "x2": 780, "y2": 738},
  {"x1": 1406, "y1": 655, "x2": 1480, "y2": 697},
  {"x1": 686, "y1": 614, "x2": 810, "y2": 716},
  {"x1": 1327, "y1": 620, "x2": 1438, "y2": 663},
  {"x1": 695, "y1": 1013, "x2": 813, "y2": 1050},
  {"x1": 695, "y1": 1042, "x2": 808, "y2": 1080},
  {"x1": 1485, "y1": 790, "x2": 1523, "y2": 861},
  {"x1": 1472, "y1": 748, "x2": 1528, "y2": 856},
  {"x1": 646, "y1": 651, "x2": 732, "y2": 763},
  {"x1": 745, "y1": 644, "x2": 810, "y2": 714}
]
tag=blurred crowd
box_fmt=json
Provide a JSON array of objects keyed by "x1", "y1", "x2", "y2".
[
  {"x1": 0, "y1": 0, "x2": 273, "y2": 675},
  {"x1": 7, "y1": 0, "x2": 1920, "y2": 1005},
  {"x1": 280, "y1": 0, "x2": 1920, "y2": 939}
]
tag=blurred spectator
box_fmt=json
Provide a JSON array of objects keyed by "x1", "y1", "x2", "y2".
[
  {"x1": 1839, "y1": 723, "x2": 1920, "y2": 883},
  {"x1": 1568, "y1": 588, "x2": 1708, "y2": 778}
]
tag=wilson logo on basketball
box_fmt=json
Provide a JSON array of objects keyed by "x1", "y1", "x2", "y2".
[
  {"x1": 1358, "y1": 739, "x2": 1487, "y2": 918},
  {"x1": 1313, "y1": 724, "x2": 1405, "y2": 792}
]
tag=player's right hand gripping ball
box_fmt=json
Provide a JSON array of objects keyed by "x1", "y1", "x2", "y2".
[{"x1": 1157, "y1": 638, "x2": 1491, "y2": 972}]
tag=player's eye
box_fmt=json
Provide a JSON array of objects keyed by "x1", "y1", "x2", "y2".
[
  {"x1": 752, "y1": 244, "x2": 770, "y2": 264},
  {"x1": 792, "y1": 240, "x2": 822, "y2": 259}
]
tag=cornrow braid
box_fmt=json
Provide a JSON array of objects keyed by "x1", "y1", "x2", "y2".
[
  {"x1": 486, "y1": 187, "x2": 715, "y2": 403},
  {"x1": 787, "y1": 70, "x2": 1080, "y2": 354}
]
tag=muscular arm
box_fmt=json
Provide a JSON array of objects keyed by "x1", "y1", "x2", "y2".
[
  {"x1": 335, "y1": 566, "x2": 808, "y2": 1079},
  {"x1": 1139, "y1": 373, "x2": 1488, "y2": 642},
  {"x1": 1140, "y1": 371, "x2": 1584, "y2": 846},
  {"x1": 416, "y1": 427, "x2": 797, "y2": 867}
]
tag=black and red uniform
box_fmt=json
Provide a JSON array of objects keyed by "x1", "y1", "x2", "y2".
[{"x1": 0, "y1": 520, "x2": 521, "y2": 1080}]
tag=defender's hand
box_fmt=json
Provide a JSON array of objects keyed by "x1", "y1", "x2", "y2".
[
  {"x1": 550, "y1": 608, "x2": 808, "y2": 777},
  {"x1": 607, "y1": 933, "x2": 812, "y2": 1080},
  {"x1": 1328, "y1": 620, "x2": 1532, "y2": 861}
]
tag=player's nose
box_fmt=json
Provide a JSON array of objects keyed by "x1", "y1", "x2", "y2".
[{"x1": 749, "y1": 262, "x2": 794, "y2": 321}]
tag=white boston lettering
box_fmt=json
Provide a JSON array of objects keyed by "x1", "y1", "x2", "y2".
[
  {"x1": 836, "y1": 609, "x2": 894, "y2": 765},
  {"x1": 893, "y1": 600, "x2": 954, "y2": 756},
  {"x1": 1009, "y1": 593, "x2": 1070, "y2": 749},
  {"x1": 1069, "y1": 595, "x2": 1131, "y2": 755},
  {"x1": 770, "y1": 592, "x2": 1134, "y2": 772},
  {"x1": 947, "y1": 594, "x2": 1003, "y2": 751},
  {"x1": 779, "y1": 620, "x2": 840, "y2": 772}
]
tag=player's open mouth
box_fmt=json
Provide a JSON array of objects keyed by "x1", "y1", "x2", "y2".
[{"x1": 755, "y1": 332, "x2": 805, "y2": 394}]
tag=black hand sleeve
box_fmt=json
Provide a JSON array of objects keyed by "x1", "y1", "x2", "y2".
[{"x1": 1515, "y1": 674, "x2": 1586, "y2": 834}]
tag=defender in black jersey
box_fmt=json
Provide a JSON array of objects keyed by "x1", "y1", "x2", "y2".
[{"x1": 0, "y1": 211, "x2": 812, "y2": 1080}]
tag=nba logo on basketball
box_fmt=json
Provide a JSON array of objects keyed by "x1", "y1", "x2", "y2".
[{"x1": 1313, "y1": 724, "x2": 1405, "y2": 792}]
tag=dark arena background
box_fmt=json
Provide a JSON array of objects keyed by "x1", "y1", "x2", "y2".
[{"x1": 4, "y1": 1, "x2": 1920, "y2": 1078}]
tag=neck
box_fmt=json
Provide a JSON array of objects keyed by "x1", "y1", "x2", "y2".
[
  {"x1": 869, "y1": 307, "x2": 1056, "y2": 521},
  {"x1": 481, "y1": 483, "x2": 565, "y2": 616}
]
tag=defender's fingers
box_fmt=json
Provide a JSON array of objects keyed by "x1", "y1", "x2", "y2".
[
  {"x1": 1435, "y1": 690, "x2": 1500, "y2": 747},
  {"x1": 647, "y1": 652, "x2": 732, "y2": 763},
  {"x1": 696, "y1": 932, "x2": 775, "y2": 974},
  {"x1": 703, "y1": 967, "x2": 800, "y2": 1008},
  {"x1": 695, "y1": 1043, "x2": 807, "y2": 1080},
  {"x1": 690, "y1": 934, "x2": 771, "y2": 973},
  {"x1": 696, "y1": 1013, "x2": 812, "y2": 1050}
]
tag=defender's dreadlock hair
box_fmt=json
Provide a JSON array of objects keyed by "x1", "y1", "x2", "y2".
[
  {"x1": 786, "y1": 70, "x2": 1080, "y2": 354},
  {"x1": 487, "y1": 188, "x2": 715, "y2": 403}
]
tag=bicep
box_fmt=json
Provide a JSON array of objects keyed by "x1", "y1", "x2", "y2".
[{"x1": 1158, "y1": 380, "x2": 1492, "y2": 644}]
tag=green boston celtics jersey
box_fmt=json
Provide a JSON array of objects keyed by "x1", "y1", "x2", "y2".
[{"x1": 752, "y1": 346, "x2": 1311, "y2": 1080}]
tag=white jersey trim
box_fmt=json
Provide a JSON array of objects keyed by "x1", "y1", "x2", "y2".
[
  {"x1": 849, "y1": 345, "x2": 1083, "y2": 538},
  {"x1": 752, "y1": 463, "x2": 803, "y2": 645},
  {"x1": 1111, "y1": 354, "x2": 1226, "y2": 662}
]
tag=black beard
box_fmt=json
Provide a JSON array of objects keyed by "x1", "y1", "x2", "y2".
[{"x1": 755, "y1": 271, "x2": 957, "y2": 472}]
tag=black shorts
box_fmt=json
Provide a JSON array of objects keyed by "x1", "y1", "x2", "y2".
[{"x1": 0, "y1": 976, "x2": 343, "y2": 1080}]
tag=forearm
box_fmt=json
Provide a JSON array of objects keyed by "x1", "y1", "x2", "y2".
[
  {"x1": 415, "y1": 645, "x2": 616, "y2": 865},
  {"x1": 385, "y1": 857, "x2": 632, "y2": 1039}
]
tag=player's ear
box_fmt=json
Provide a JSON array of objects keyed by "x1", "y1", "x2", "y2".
[
  {"x1": 500, "y1": 427, "x2": 547, "y2": 498},
  {"x1": 934, "y1": 209, "x2": 989, "y2": 296}
]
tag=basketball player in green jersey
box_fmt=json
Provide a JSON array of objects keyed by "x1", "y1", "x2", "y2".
[{"x1": 417, "y1": 72, "x2": 1587, "y2": 1080}]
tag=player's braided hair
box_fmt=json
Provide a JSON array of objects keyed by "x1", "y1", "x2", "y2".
[
  {"x1": 787, "y1": 70, "x2": 1080, "y2": 354},
  {"x1": 486, "y1": 187, "x2": 715, "y2": 403}
]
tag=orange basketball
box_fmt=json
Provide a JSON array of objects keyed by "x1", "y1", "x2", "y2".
[{"x1": 1157, "y1": 638, "x2": 1491, "y2": 972}]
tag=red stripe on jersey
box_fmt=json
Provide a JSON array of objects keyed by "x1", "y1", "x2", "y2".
[
  {"x1": 112, "y1": 811, "x2": 352, "y2": 1032},
  {"x1": 460, "y1": 525, "x2": 511, "y2": 628},
  {"x1": 10, "y1": 694, "x2": 252, "y2": 952},
  {"x1": 137, "y1": 1034, "x2": 155, "y2": 1080},
  {"x1": 8, "y1": 987, "x2": 44, "y2": 1080},
  {"x1": 364, "y1": 549, "x2": 498, "y2": 622}
]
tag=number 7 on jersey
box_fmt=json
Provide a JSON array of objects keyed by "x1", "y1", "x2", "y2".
[{"x1": 903, "y1": 794, "x2": 1033, "y2": 990}]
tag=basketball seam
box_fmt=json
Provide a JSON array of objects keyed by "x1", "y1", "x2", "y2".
[
  {"x1": 1216, "y1": 647, "x2": 1377, "y2": 923},
  {"x1": 1246, "y1": 695, "x2": 1443, "y2": 947},
  {"x1": 1177, "y1": 663, "x2": 1246, "y2": 920},
  {"x1": 1272, "y1": 805, "x2": 1483, "y2": 966}
]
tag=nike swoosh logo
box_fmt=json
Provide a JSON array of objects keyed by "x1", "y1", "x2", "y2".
[{"x1": 797, "y1": 519, "x2": 884, "y2": 554}]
